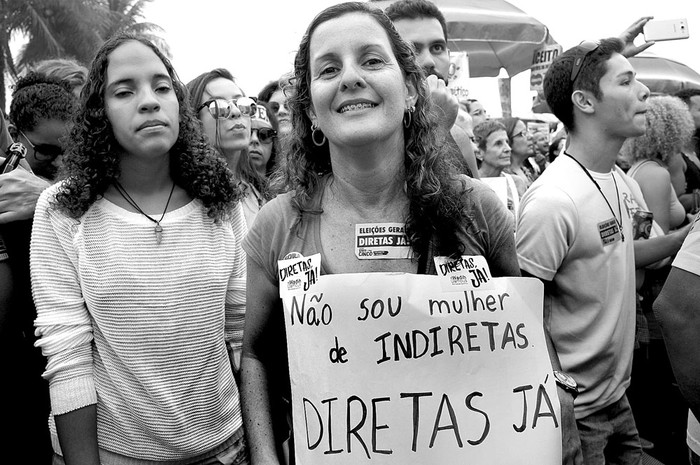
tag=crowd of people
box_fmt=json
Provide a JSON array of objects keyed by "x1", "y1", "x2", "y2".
[{"x1": 1, "y1": 1, "x2": 700, "y2": 464}]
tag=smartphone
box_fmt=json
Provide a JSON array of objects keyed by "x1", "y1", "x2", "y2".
[{"x1": 643, "y1": 18, "x2": 690, "y2": 42}]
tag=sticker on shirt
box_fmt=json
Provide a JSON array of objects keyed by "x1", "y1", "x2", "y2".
[
  {"x1": 355, "y1": 223, "x2": 411, "y2": 260},
  {"x1": 278, "y1": 253, "x2": 321, "y2": 298},
  {"x1": 598, "y1": 218, "x2": 622, "y2": 245},
  {"x1": 433, "y1": 255, "x2": 495, "y2": 291}
]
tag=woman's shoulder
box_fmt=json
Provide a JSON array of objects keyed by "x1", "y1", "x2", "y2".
[{"x1": 452, "y1": 174, "x2": 505, "y2": 205}]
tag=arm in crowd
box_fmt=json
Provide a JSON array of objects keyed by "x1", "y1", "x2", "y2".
[
  {"x1": 654, "y1": 266, "x2": 700, "y2": 420},
  {"x1": 633, "y1": 222, "x2": 690, "y2": 269},
  {"x1": 619, "y1": 16, "x2": 655, "y2": 58},
  {"x1": 521, "y1": 270, "x2": 584, "y2": 465},
  {"x1": 0, "y1": 162, "x2": 50, "y2": 224},
  {"x1": 241, "y1": 256, "x2": 284, "y2": 465}
]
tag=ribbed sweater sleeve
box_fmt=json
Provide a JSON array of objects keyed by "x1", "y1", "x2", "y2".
[
  {"x1": 31, "y1": 185, "x2": 97, "y2": 415},
  {"x1": 225, "y1": 201, "x2": 247, "y2": 352}
]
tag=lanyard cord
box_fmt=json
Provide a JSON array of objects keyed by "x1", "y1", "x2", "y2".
[{"x1": 563, "y1": 151, "x2": 625, "y2": 242}]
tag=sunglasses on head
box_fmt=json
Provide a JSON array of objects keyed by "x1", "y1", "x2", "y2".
[
  {"x1": 570, "y1": 40, "x2": 600, "y2": 83},
  {"x1": 198, "y1": 97, "x2": 257, "y2": 119},
  {"x1": 251, "y1": 127, "x2": 277, "y2": 144},
  {"x1": 19, "y1": 129, "x2": 63, "y2": 161}
]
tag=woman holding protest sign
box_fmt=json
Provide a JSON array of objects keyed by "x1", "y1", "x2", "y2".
[{"x1": 239, "y1": 3, "x2": 521, "y2": 464}]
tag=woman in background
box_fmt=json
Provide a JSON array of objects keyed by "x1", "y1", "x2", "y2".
[
  {"x1": 473, "y1": 120, "x2": 526, "y2": 221},
  {"x1": 187, "y1": 68, "x2": 265, "y2": 226},
  {"x1": 620, "y1": 94, "x2": 695, "y2": 465},
  {"x1": 501, "y1": 116, "x2": 537, "y2": 188}
]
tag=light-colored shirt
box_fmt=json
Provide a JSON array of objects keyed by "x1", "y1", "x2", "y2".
[{"x1": 31, "y1": 183, "x2": 247, "y2": 461}]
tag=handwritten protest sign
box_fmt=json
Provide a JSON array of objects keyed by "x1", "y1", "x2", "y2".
[{"x1": 282, "y1": 273, "x2": 561, "y2": 464}]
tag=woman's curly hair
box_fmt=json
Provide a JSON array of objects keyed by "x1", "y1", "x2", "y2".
[
  {"x1": 619, "y1": 95, "x2": 695, "y2": 166},
  {"x1": 53, "y1": 33, "x2": 241, "y2": 220},
  {"x1": 9, "y1": 72, "x2": 76, "y2": 132},
  {"x1": 282, "y1": 1, "x2": 472, "y2": 258}
]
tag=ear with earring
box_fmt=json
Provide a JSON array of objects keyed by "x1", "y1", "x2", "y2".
[
  {"x1": 403, "y1": 103, "x2": 415, "y2": 129},
  {"x1": 311, "y1": 120, "x2": 326, "y2": 147}
]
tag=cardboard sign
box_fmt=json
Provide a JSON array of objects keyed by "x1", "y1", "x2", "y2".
[
  {"x1": 530, "y1": 44, "x2": 563, "y2": 92},
  {"x1": 282, "y1": 274, "x2": 562, "y2": 464}
]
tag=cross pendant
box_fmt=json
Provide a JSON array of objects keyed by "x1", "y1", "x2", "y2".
[{"x1": 155, "y1": 223, "x2": 163, "y2": 245}]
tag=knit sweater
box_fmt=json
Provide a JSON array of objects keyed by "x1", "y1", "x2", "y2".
[{"x1": 31, "y1": 182, "x2": 247, "y2": 461}]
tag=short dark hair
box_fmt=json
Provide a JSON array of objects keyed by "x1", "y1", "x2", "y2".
[
  {"x1": 10, "y1": 72, "x2": 76, "y2": 132},
  {"x1": 382, "y1": 0, "x2": 448, "y2": 42},
  {"x1": 544, "y1": 37, "x2": 624, "y2": 132},
  {"x1": 675, "y1": 88, "x2": 700, "y2": 106}
]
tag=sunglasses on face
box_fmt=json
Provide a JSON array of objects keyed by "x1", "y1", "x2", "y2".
[
  {"x1": 19, "y1": 130, "x2": 63, "y2": 161},
  {"x1": 570, "y1": 40, "x2": 600, "y2": 83},
  {"x1": 269, "y1": 101, "x2": 288, "y2": 114},
  {"x1": 198, "y1": 97, "x2": 257, "y2": 119},
  {"x1": 251, "y1": 127, "x2": 277, "y2": 144}
]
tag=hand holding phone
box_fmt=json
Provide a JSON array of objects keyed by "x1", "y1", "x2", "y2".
[{"x1": 643, "y1": 18, "x2": 690, "y2": 42}]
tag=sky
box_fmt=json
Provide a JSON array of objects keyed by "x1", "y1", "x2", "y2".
[
  {"x1": 8, "y1": 0, "x2": 699, "y2": 117},
  {"x1": 139, "y1": 0, "x2": 700, "y2": 119}
]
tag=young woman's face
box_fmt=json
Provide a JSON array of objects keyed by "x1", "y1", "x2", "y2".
[
  {"x1": 104, "y1": 40, "x2": 179, "y2": 160},
  {"x1": 307, "y1": 12, "x2": 415, "y2": 150},
  {"x1": 248, "y1": 119, "x2": 274, "y2": 175},
  {"x1": 198, "y1": 78, "x2": 251, "y2": 154},
  {"x1": 269, "y1": 89, "x2": 291, "y2": 135}
]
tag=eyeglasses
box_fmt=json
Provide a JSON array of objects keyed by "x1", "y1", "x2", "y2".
[
  {"x1": 251, "y1": 128, "x2": 277, "y2": 144},
  {"x1": 19, "y1": 130, "x2": 63, "y2": 161},
  {"x1": 198, "y1": 97, "x2": 257, "y2": 119},
  {"x1": 512, "y1": 129, "x2": 528, "y2": 139},
  {"x1": 570, "y1": 40, "x2": 600, "y2": 83}
]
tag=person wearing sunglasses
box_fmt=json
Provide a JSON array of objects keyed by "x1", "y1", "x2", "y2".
[
  {"x1": 258, "y1": 77, "x2": 293, "y2": 138},
  {"x1": 8, "y1": 73, "x2": 74, "y2": 181},
  {"x1": 187, "y1": 68, "x2": 265, "y2": 226},
  {"x1": 514, "y1": 17, "x2": 694, "y2": 465},
  {"x1": 248, "y1": 102, "x2": 278, "y2": 181},
  {"x1": 1, "y1": 71, "x2": 78, "y2": 463}
]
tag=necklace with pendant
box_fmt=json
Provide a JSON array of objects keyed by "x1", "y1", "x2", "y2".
[{"x1": 113, "y1": 181, "x2": 176, "y2": 245}]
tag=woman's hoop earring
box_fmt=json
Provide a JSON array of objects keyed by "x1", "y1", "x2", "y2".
[
  {"x1": 403, "y1": 104, "x2": 415, "y2": 129},
  {"x1": 311, "y1": 124, "x2": 326, "y2": 147}
]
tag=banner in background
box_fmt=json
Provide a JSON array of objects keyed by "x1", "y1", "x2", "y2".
[
  {"x1": 282, "y1": 272, "x2": 562, "y2": 464},
  {"x1": 530, "y1": 44, "x2": 562, "y2": 92},
  {"x1": 448, "y1": 51, "x2": 470, "y2": 99}
]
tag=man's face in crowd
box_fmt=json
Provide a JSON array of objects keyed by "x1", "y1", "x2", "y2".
[{"x1": 392, "y1": 17, "x2": 450, "y2": 82}]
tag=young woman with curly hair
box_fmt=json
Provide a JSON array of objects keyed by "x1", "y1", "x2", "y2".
[
  {"x1": 31, "y1": 33, "x2": 250, "y2": 465},
  {"x1": 239, "y1": 3, "x2": 519, "y2": 463}
]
